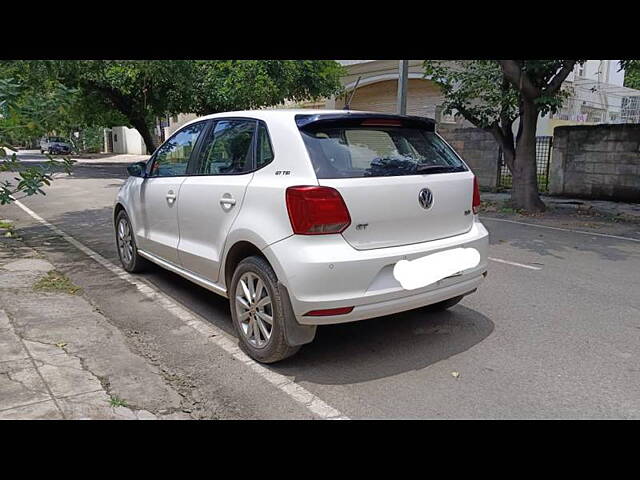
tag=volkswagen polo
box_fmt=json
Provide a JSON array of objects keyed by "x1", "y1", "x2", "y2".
[{"x1": 114, "y1": 110, "x2": 489, "y2": 363}]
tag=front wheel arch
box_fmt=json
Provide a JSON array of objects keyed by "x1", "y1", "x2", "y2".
[{"x1": 113, "y1": 203, "x2": 126, "y2": 228}]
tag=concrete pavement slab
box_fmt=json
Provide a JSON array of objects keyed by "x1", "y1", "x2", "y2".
[
  {"x1": 0, "y1": 328, "x2": 29, "y2": 362},
  {"x1": 2, "y1": 258, "x2": 54, "y2": 272},
  {"x1": 0, "y1": 270, "x2": 45, "y2": 289},
  {"x1": 0, "y1": 310, "x2": 11, "y2": 330},
  {"x1": 55, "y1": 391, "x2": 165, "y2": 420},
  {"x1": 0, "y1": 359, "x2": 51, "y2": 411},
  {"x1": 0, "y1": 237, "x2": 190, "y2": 420},
  {"x1": 0, "y1": 400, "x2": 62, "y2": 420},
  {"x1": 23, "y1": 339, "x2": 69, "y2": 359},
  {"x1": 36, "y1": 355, "x2": 104, "y2": 398}
]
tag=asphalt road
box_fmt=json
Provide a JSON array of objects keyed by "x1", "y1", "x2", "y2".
[{"x1": 2, "y1": 155, "x2": 640, "y2": 419}]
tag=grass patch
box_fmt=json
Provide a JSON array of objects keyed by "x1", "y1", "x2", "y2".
[
  {"x1": 109, "y1": 396, "x2": 127, "y2": 408},
  {"x1": 33, "y1": 270, "x2": 82, "y2": 295},
  {"x1": 1, "y1": 220, "x2": 15, "y2": 237},
  {"x1": 499, "y1": 206, "x2": 525, "y2": 215}
]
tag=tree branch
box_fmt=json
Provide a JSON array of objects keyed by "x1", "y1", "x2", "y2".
[
  {"x1": 78, "y1": 79, "x2": 134, "y2": 118},
  {"x1": 544, "y1": 61, "x2": 576, "y2": 94},
  {"x1": 450, "y1": 104, "x2": 485, "y2": 131},
  {"x1": 498, "y1": 60, "x2": 540, "y2": 99}
]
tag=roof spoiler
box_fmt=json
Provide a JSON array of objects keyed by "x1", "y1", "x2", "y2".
[{"x1": 295, "y1": 113, "x2": 436, "y2": 131}]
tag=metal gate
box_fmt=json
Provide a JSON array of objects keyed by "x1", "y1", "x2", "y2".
[{"x1": 498, "y1": 136, "x2": 553, "y2": 192}]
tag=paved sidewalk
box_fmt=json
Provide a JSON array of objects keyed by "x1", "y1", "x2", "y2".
[
  {"x1": 481, "y1": 192, "x2": 640, "y2": 221},
  {"x1": 0, "y1": 227, "x2": 190, "y2": 420}
]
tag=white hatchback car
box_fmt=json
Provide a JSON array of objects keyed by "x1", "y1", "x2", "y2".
[{"x1": 114, "y1": 110, "x2": 489, "y2": 363}]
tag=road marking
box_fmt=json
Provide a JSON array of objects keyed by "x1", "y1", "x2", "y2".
[
  {"x1": 13, "y1": 199, "x2": 349, "y2": 420},
  {"x1": 488, "y1": 257, "x2": 542, "y2": 270},
  {"x1": 483, "y1": 217, "x2": 640, "y2": 243}
]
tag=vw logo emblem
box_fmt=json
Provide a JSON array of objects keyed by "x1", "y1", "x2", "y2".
[{"x1": 418, "y1": 188, "x2": 433, "y2": 210}]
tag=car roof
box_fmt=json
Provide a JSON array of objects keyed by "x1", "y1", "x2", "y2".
[{"x1": 180, "y1": 109, "x2": 435, "y2": 128}]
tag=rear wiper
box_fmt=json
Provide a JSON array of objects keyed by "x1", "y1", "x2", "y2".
[{"x1": 414, "y1": 164, "x2": 459, "y2": 174}]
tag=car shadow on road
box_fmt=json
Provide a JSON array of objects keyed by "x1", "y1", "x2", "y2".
[
  {"x1": 272, "y1": 304, "x2": 494, "y2": 385},
  {"x1": 137, "y1": 268, "x2": 496, "y2": 389}
]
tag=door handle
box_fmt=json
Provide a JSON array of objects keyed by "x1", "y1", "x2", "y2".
[
  {"x1": 219, "y1": 196, "x2": 236, "y2": 207},
  {"x1": 166, "y1": 190, "x2": 177, "y2": 203}
]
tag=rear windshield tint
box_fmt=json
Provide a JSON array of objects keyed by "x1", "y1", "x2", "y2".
[{"x1": 299, "y1": 123, "x2": 466, "y2": 179}]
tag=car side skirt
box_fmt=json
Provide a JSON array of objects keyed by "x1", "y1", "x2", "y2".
[{"x1": 137, "y1": 249, "x2": 228, "y2": 298}]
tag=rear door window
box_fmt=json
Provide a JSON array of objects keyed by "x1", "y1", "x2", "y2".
[
  {"x1": 196, "y1": 119, "x2": 256, "y2": 175},
  {"x1": 299, "y1": 122, "x2": 466, "y2": 179}
]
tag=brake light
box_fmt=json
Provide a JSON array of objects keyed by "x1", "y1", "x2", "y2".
[
  {"x1": 472, "y1": 176, "x2": 481, "y2": 215},
  {"x1": 304, "y1": 306, "x2": 354, "y2": 316},
  {"x1": 361, "y1": 119, "x2": 403, "y2": 127},
  {"x1": 286, "y1": 186, "x2": 351, "y2": 234}
]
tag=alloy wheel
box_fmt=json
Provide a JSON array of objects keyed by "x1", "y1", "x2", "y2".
[
  {"x1": 117, "y1": 218, "x2": 134, "y2": 265},
  {"x1": 235, "y1": 272, "x2": 273, "y2": 348}
]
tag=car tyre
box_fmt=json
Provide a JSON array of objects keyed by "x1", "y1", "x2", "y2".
[
  {"x1": 115, "y1": 210, "x2": 148, "y2": 273},
  {"x1": 424, "y1": 295, "x2": 464, "y2": 312},
  {"x1": 230, "y1": 256, "x2": 300, "y2": 363}
]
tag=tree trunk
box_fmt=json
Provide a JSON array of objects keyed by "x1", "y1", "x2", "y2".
[
  {"x1": 510, "y1": 99, "x2": 545, "y2": 212},
  {"x1": 130, "y1": 118, "x2": 158, "y2": 154}
]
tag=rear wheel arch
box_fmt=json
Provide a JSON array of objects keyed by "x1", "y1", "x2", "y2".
[{"x1": 223, "y1": 241, "x2": 270, "y2": 291}]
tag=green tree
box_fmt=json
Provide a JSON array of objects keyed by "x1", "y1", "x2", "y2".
[
  {"x1": 0, "y1": 60, "x2": 127, "y2": 151},
  {"x1": 424, "y1": 60, "x2": 584, "y2": 212},
  {"x1": 7, "y1": 60, "x2": 344, "y2": 154},
  {"x1": 620, "y1": 60, "x2": 640, "y2": 90},
  {"x1": 192, "y1": 60, "x2": 344, "y2": 114},
  {"x1": 0, "y1": 77, "x2": 74, "y2": 205}
]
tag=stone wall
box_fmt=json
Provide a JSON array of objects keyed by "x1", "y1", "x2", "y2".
[
  {"x1": 437, "y1": 125, "x2": 500, "y2": 190},
  {"x1": 549, "y1": 124, "x2": 640, "y2": 202}
]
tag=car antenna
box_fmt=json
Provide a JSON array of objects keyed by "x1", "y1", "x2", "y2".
[{"x1": 343, "y1": 76, "x2": 362, "y2": 110}]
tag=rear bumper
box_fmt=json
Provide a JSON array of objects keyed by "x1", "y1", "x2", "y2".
[{"x1": 263, "y1": 218, "x2": 489, "y2": 325}]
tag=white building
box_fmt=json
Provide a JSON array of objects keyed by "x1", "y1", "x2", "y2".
[
  {"x1": 537, "y1": 60, "x2": 640, "y2": 135},
  {"x1": 104, "y1": 126, "x2": 148, "y2": 155}
]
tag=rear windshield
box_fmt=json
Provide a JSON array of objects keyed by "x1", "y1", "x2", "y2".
[{"x1": 299, "y1": 123, "x2": 466, "y2": 179}]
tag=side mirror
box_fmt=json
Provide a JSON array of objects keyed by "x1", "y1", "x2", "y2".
[{"x1": 127, "y1": 161, "x2": 147, "y2": 177}]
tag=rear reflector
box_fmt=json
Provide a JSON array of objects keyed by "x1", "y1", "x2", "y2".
[
  {"x1": 286, "y1": 186, "x2": 351, "y2": 235},
  {"x1": 304, "y1": 306, "x2": 354, "y2": 317},
  {"x1": 472, "y1": 176, "x2": 481, "y2": 214}
]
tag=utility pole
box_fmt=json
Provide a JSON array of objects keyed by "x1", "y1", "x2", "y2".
[{"x1": 397, "y1": 60, "x2": 409, "y2": 115}]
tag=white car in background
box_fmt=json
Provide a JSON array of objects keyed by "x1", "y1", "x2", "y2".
[{"x1": 113, "y1": 110, "x2": 489, "y2": 363}]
